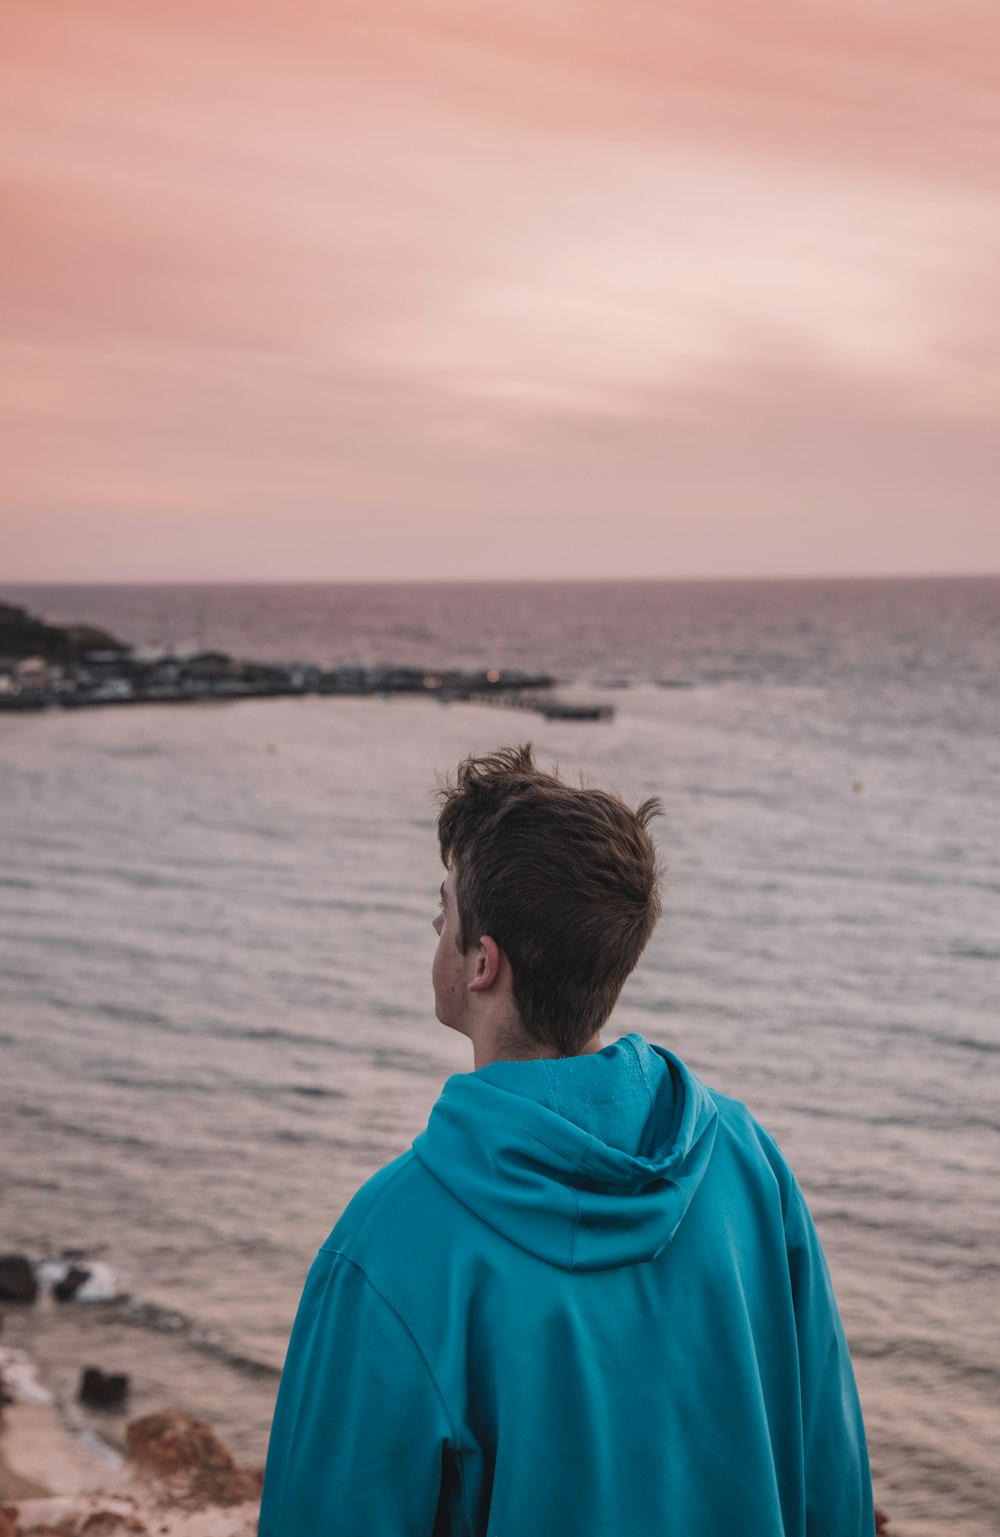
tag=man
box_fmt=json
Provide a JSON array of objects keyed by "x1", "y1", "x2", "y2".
[{"x1": 259, "y1": 744, "x2": 878, "y2": 1535}]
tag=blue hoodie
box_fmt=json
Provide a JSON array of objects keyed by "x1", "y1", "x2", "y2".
[{"x1": 259, "y1": 1034, "x2": 874, "y2": 1536}]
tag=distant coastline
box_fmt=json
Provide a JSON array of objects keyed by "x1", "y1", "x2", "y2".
[{"x1": 0, "y1": 600, "x2": 619, "y2": 721}]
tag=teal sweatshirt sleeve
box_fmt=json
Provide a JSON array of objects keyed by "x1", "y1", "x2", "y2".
[
  {"x1": 785, "y1": 1183, "x2": 875, "y2": 1537},
  {"x1": 258, "y1": 1247, "x2": 455, "y2": 1536}
]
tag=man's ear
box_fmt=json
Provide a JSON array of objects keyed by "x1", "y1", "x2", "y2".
[{"x1": 467, "y1": 935, "x2": 501, "y2": 992}]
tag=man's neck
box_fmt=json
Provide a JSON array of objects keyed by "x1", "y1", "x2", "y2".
[{"x1": 473, "y1": 1025, "x2": 604, "y2": 1071}]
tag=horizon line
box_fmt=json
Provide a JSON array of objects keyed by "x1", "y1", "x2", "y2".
[{"x1": 2, "y1": 570, "x2": 999, "y2": 589}]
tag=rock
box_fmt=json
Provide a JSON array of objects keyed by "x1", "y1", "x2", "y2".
[
  {"x1": 125, "y1": 1411, "x2": 232, "y2": 1477},
  {"x1": 0, "y1": 1504, "x2": 17, "y2": 1537},
  {"x1": 79, "y1": 1514, "x2": 148, "y2": 1536},
  {"x1": 0, "y1": 1255, "x2": 37, "y2": 1303},
  {"x1": 188, "y1": 1462, "x2": 263, "y2": 1509},
  {"x1": 125, "y1": 1411, "x2": 263, "y2": 1508},
  {"x1": 79, "y1": 1369, "x2": 129, "y2": 1409},
  {"x1": 12, "y1": 1497, "x2": 147, "y2": 1536},
  {"x1": 54, "y1": 1267, "x2": 92, "y2": 1303}
]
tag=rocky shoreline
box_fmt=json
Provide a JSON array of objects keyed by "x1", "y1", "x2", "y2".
[
  {"x1": 0, "y1": 1394, "x2": 263, "y2": 1537},
  {"x1": 1, "y1": 1253, "x2": 264, "y2": 1535}
]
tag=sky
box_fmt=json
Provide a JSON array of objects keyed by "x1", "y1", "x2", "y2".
[{"x1": 2, "y1": 0, "x2": 999, "y2": 582}]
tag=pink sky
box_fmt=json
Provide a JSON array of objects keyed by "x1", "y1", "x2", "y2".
[{"x1": 2, "y1": 1, "x2": 999, "y2": 580}]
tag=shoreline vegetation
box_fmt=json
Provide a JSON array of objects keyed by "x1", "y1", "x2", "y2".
[{"x1": 0, "y1": 600, "x2": 622, "y2": 721}]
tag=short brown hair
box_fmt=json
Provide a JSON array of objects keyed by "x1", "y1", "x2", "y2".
[{"x1": 436, "y1": 744, "x2": 662, "y2": 1056}]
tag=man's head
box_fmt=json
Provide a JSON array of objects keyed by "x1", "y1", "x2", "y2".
[{"x1": 433, "y1": 743, "x2": 662, "y2": 1058}]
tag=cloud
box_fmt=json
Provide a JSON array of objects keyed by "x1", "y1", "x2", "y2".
[
  {"x1": 350, "y1": 144, "x2": 1000, "y2": 423},
  {"x1": 1, "y1": 1, "x2": 998, "y2": 576}
]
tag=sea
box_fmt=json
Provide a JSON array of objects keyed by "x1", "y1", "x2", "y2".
[{"x1": 1, "y1": 577, "x2": 998, "y2": 1536}]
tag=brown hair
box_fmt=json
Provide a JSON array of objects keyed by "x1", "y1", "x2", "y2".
[{"x1": 436, "y1": 743, "x2": 662, "y2": 1056}]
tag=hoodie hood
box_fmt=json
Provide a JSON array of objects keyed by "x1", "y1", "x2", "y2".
[{"x1": 412, "y1": 1034, "x2": 718, "y2": 1271}]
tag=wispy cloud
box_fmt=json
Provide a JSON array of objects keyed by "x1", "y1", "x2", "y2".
[{"x1": 2, "y1": 1, "x2": 998, "y2": 577}]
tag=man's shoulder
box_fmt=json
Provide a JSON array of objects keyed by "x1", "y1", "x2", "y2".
[
  {"x1": 701, "y1": 1081, "x2": 801, "y2": 1208},
  {"x1": 319, "y1": 1148, "x2": 420, "y2": 1254},
  {"x1": 318, "y1": 1142, "x2": 457, "y2": 1270},
  {"x1": 708, "y1": 1083, "x2": 780, "y2": 1143}
]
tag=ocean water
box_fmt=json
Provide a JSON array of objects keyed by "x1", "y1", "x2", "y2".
[{"x1": 1, "y1": 578, "x2": 998, "y2": 1535}]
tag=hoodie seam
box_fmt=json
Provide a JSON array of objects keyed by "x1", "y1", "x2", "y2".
[
  {"x1": 415, "y1": 1153, "x2": 586, "y2": 1269},
  {"x1": 324, "y1": 1250, "x2": 477, "y2": 1537},
  {"x1": 441, "y1": 1094, "x2": 658, "y2": 1173},
  {"x1": 564, "y1": 1137, "x2": 595, "y2": 1271},
  {"x1": 326, "y1": 1154, "x2": 414, "y2": 1260},
  {"x1": 441, "y1": 1099, "x2": 680, "y2": 1184}
]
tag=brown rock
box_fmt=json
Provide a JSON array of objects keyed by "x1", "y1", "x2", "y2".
[
  {"x1": 125, "y1": 1410, "x2": 233, "y2": 1477},
  {"x1": 186, "y1": 1464, "x2": 263, "y2": 1509},
  {"x1": 0, "y1": 1503, "x2": 17, "y2": 1537},
  {"x1": 125, "y1": 1412, "x2": 263, "y2": 1508}
]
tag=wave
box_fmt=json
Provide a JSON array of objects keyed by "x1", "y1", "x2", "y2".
[
  {"x1": 853, "y1": 1330, "x2": 1000, "y2": 1391},
  {"x1": 98, "y1": 1000, "x2": 178, "y2": 1029},
  {"x1": 24, "y1": 1257, "x2": 283, "y2": 1385},
  {"x1": 9, "y1": 1101, "x2": 155, "y2": 1154},
  {"x1": 846, "y1": 1015, "x2": 1000, "y2": 1059},
  {"x1": 873, "y1": 1422, "x2": 1000, "y2": 1524},
  {"x1": 286, "y1": 1083, "x2": 345, "y2": 1100},
  {"x1": 814, "y1": 1205, "x2": 996, "y2": 1261},
  {"x1": 209, "y1": 1022, "x2": 342, "y2": 1050},
  {"x1": 0, "y1": 1343, "x2": 55, "y2": 1405},
  {"x1": 36, "y1": 1256, "x2": 122, "y2": 1303},
  {"x1": 101, "y1": 1296, "x2": 280, "y2": 1382},
  {"x1": 948, "y1": 941, "x2": 1000, "y2": 962}
]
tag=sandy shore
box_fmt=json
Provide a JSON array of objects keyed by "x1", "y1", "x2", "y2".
[
  {"x1": 1, "y1": 1386, "x2": 261, "y2": 1537},
  {"x1": 1, "y1": 1389, "x2": 123, "y2": 1501}
]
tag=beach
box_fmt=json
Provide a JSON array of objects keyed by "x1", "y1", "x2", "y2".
[
  {"x1": 0, "y1": 1360, "x2": 116, "y2": 1506},
  {"x1": 0, "y1": 1341, "x2": 261, "y2": 1535}
]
